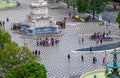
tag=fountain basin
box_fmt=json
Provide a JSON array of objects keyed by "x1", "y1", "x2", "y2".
[{"x1": 80, "y1": 70, "x2": 105, "y2": 78}]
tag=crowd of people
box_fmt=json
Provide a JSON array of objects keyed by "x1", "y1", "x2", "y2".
[
  {"x1": 32, "y1": 50, "x2": 41, "y2": 56},
  {"x1": 36, "y1": 37, "x2": 60, "y2": 46}
]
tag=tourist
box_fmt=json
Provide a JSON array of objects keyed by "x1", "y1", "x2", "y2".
[
  {"x1": 51, "y1": 38, "x2": 54, "y2": 46},
  {"x1": 67, "y1": 54, "x2": 70, "y2": 62},
  {"x1": 42, "y1": 39, "x2": 46, "y2": 46},
  {"x1": 81, "y1": 55, "x2": 84, "y2": 62},
  {"x1": 48, "y1": 39, "x2": 51, "y2": 46},
  {"x1": 55, "y1": 38, "x2": 58, "y2": 45},
  {"x1": 35, "y1": 50, "x2": 37, "y2": 56},
  {"x1": 45, "y1": 37, "x2": 48, "y2": 46},
  {"x1": 39, "y1": 38, "x2": 42, "y2": 45}
]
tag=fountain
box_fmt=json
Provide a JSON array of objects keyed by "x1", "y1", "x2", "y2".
[
  {"x1": 19, "y1": 0, "x2": 61, "y2": 36},
  {"x1": 105, "y1": 50, "x2": 120, "y2": 78},
  {"x1": 80, "y1": 50, "x2": 120, "y2": 78}
]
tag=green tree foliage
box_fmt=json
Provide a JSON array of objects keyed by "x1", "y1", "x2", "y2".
[
  {"x1": 5, "y1": 62, "x2": 47, "y2": 78},
  {"x1": 76, "y1": 0, "x2": 107, "y2": 19},
  {"x1": 0, "y1": 29, "x2": 11, "y2": 50},
  {"x1": 66, "y1": 0, "x2": 71, "y2": 8},
  {"x1": 76, "y1": 0, "x2": 89, "y2": 13},
  {"x1": 116, "y1": 11, "x2": 120, "y2": 29},
  {"x1": 0, "y1": 41, "x2": 35, "y2": 72}
]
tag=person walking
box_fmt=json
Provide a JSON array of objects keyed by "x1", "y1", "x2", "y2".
[
  {"x1": 82, "y1": 38, "x2": 84, "y2": 43},
  {"x1": 102, "y1": 57, "x2": 106, "y2": 65},
  {"x1": 90, "y1": 46, "x2": 92, "y2": 53},
  {"x1": 2, "y1": 21, "x2": 5, "y2": 26},
  {"x1": 67, "y1": 54, "x2": 70, "y2": 62},
  {"x1": 68, "y1": 12, "x2": 71, "y2": 19},
  {"x1": 108, "y1": 20, "x2": 110, "y2": 25},
  {"x1": 81, "y1": 55, "x2": 84, "y2": 62}
]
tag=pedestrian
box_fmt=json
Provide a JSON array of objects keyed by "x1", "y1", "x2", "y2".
[
  {"x1": 93, "y1": 56, "x2": 97, "y2": 64},
  {"x1": 2, "y1": 21, "x2": 5, "y2": 26},
  {"x1": 102, "y1": 57, "x2": 106, "y2": 65},
  {"x1": 67, "y1": 54, "x2": 70, "y2": 62},
  {"x1": 0, "y1": 21, "x2": 2, "y2": 26},
  {"x1": 96, "y1": 39, "x2": 99, "y2": 44},
  {"x1": 108, "y1": 20, "x2": 110, "y2": 25},
  {"x1": 35, "y1": 50, "x2": 37, "y2": 56},
  {"x1": 94, "y1": 75, "x2": 97, "y2": 78},
  {"x1": 114, "y1": 5, "x2": 116, "y2": 10},
  {"x1": 90, "y1": 46, "x2": 92, "y2": 53},
  {"x1": 55, "y1": 38, "x2": 58, "y2": 45},
  {"x1": 6, "y1": 17, "x2": 9, "y2": 22},
  {"x1": 68, "y1": 12, "x2": 71, "y2": 18},
  {"x1": 82, "y1": 38, "x2": 84, "y2": 43},
  {"x1": 81, "y1": 55, "x2": 84, "y2": 62},
  {"x1": 100, "y1": 40, "x2": 102, "y2": 44},
  {"x1": 38, "y1": 51, "x2": 41, "y2": 55},
  {"x1": 108, "y1": 30, "x2": 111, "y2": 35},
  {"x1": 32, "y1": 51, "x2": 35, "y2": 55},
  {"x1": 37, "y1": 40, "x2": 39, "y2": 46}
]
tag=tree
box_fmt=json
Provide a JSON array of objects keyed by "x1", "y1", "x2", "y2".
[
  {"x1": 116, "y1": 11, "x2": 120, "y2": 29},
  {"x1": 76, "y1": 0, "x2": 107, "y2": 19},
  {"x1": 0, "y1": 41, "x2": 35, "y2": 73},
  {"x1": 0, "y1": 29, "x2": 11, "y2": 50},
  {"x1": 66, "y1": 0, "x2": 71, "y2": 8},
  {"x1": 5, "y1": 62, "x2": 47, "y2": 78}
]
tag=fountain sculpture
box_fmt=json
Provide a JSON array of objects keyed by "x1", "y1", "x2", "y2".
[{"x1": 20, "y1": 0, "x2": 61, "y2": 36}]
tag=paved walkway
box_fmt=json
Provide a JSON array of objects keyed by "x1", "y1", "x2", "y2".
[{"x1": 0, "y1": 1, "x2": 120, "y2": 78}]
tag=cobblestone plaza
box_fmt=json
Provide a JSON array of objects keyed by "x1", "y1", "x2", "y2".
[{"x1": 0, "y1": 0, "x2": 120, "y2": 78}]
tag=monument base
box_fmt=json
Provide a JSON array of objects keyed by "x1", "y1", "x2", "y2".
[{"x1": 19, "y1": 24, "x2": 61, "y2": 36}]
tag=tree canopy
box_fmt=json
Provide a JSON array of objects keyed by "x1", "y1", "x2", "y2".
[
  {"x1": 0, "y1": 41, "x2": 35, "y2": 72},
  {"x1": 5, "y1": 61, "x2": 47, "y2": 78},
  {"x1": 0, "y1": 29, "x2": 11, "y2": 50},
  {"x1": 116, "y1": 11, "x2": 120, "y2": 29},
  {"x1": 76, "y1": 0, "x2": 107, "y2": 19}
]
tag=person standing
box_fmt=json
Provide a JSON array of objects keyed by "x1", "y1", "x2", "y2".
[
  {"x1": 35, "y1": 50, "x2": 37, "y2": 56},
  {"x1": 6, "y1": 17, "x2": 9, "y2": 22},
  {"x1": 67, "y1": 54, "x2": 70, "y2": 62}
]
